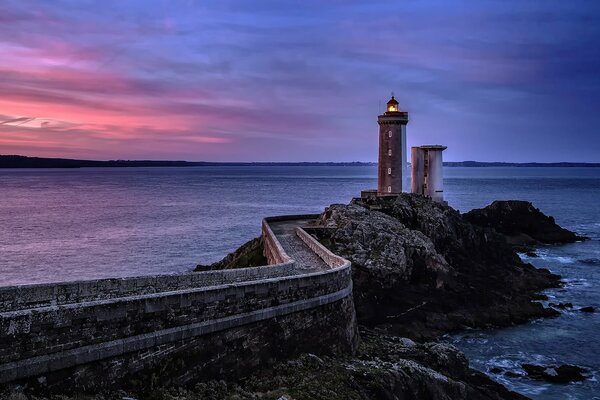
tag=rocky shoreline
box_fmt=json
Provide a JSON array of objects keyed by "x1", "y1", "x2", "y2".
[
  {"x1": 201, "y1": 195, "x2": 568, "y2": 340},
  {"x1": 313, "y1": 195, "x2": 563, "y2": 341},
  {"x1": 7, "y1": 195, "x2": 585, "y2": 399},
  {"x1": 191, "y1": 195, "x2": 581, "y2": 400},
  {"x1": 463, "y1": 200, "x2": 588, "y2": 252}
]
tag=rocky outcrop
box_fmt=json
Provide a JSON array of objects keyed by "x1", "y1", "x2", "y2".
[
  {"x1": 205, "y1": 196, "x2": 563, "y2": 340},
  {"x1": 13, "y1": 328, "x2": 526, "y2": 400},
  {"x1": 521, "y1": 363, "x2": 588, "y2": 384},
  {"x1": 463, "y1": 200, "x2": 586, "y2": 249},
  {"x1": 549, "y1": 302, "x2": 573, "y2": 310},
  {"x1": 312, "y1": 194, "x2": 560, "y2": 340},
  {"x1": 173, "y1": 194, "x2": 576, "y2": 399}
]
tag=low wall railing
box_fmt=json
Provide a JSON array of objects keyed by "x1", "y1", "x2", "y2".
[
  {"x1": 261, "y1": 219, "x2": 292, "y2": 265},
  {"x1": 295, "y1": 227, "x2": 347, "y2": 269},
  {"x1": 0, "y1": 264, "x2": 302, "y2": 313},
  {"x1": 0, "y1": 215, "x2": 354, "y2": 384},
  {"x1": 0, "y1": 217, "x2": 321, "y2": 313}
]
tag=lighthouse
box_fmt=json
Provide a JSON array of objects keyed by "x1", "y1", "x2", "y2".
[
  {"x1": 377, "y1": 95, "x2": 409, "y2": 195},
  {"x1": 411, "y1": 145, "x2": 447, "y2": 203}
]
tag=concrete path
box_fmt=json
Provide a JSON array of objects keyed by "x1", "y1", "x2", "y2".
[{"x1": 268, "y1": 219, "x2": 328, "y2": 272}]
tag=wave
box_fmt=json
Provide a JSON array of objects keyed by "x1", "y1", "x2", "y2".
[
  {"x1": 484, "y1": 354, "x2": 554, "y2": 396},
  {"x1": 532, "y1": 254, "x2": 576, "y2": 264},
  {"x1": 562, "y1": 278, "x2": 591, "y2": 288},
  {"x1": 579, "y1": 258, "x2": 600, "y2": 266}
]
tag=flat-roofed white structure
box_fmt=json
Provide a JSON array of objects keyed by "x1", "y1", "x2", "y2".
[{"x1": 411, "y1": 145, "x2": 447, "y2": 203}]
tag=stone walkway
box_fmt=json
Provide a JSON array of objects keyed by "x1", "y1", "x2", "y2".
[{"x1": 269, "y1": 219, "x2": 328, "y2": 272}]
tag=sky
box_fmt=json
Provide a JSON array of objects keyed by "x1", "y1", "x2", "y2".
[{"x1": 1, "y1": 0, "x2": 599, "y2": 162}]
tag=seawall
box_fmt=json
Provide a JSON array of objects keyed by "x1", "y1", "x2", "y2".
[{"x1": 0, "y1": 216, "x2": 358, "y2": 390}]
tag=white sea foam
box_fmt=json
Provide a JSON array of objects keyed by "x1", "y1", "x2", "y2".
[
  {"x1": 524, "y1": 248, "x2": 578, "y2": 264},
  {"x1": 537, "y1": 254, "x2": 576, "y2": 264},
  {"x1": 562, "y1": 278, "x2": 591, "y2": 288},
  {"x1": 487, "y1": 356, "x2": 521, "y2": 370}
]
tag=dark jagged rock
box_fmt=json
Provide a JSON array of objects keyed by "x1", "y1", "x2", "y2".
[
  {"x1": 463, "y1": 200, "x2": 587, "y2": 248},
  {"x1": 580, "y1": 306, "x2": 595, "y2": 313},
  {"x1": 549, "y1": 302, "x2": 573, "y2": 310},
  {"x1": 521, "y1": 363, "x2": 588, "y2": 384},
  {"x1": 17, "y1": 328, "x2": 526, "y2": 399},
  {"x1": 179, "y1": 194, "x2": 575, "y2": 399},
  {"x1": 313, "y1": 194, "x2": 560, "y2": 340}
]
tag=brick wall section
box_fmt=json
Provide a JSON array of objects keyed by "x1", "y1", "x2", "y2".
[{"x1": 0, "y1": 215, "x2": 358, "y2": 388}]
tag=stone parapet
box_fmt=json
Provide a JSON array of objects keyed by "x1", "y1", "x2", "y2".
[
  {"x1": 0, "y1": 264, "x2": 302, "y2": 313},
  {"x1": 0, "y1": 215, "x2": 357, "y2": 389}
]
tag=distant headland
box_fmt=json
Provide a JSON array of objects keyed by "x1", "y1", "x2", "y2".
[{"x1": 1, "y1": 155, "x2": 599, "y2": 169}]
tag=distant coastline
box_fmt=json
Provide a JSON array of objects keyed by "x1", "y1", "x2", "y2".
[{"x1": 1, "y1": 155, "x2": 599, "y2": 168}]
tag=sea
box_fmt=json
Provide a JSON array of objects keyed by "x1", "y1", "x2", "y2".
[{"x1": 0, "y1": 166, "x2": 598, "y2": 399}]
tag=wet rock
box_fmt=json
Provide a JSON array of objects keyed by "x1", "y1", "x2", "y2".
[
  {"x1": 549, "y1": 302, "x2": 573, "y2": 309},
  {"x1": 463, "y1": 200, "x2": 587, "y2": 246},
  {"x1": 525, "y1": 251, "x2": 538, "y2": 258},
  {"x1": 504, "y1": 371, "x2": 522, "y2": 378},
  {"x1": 580, "y1": 306, "x2": 595, "y2": 313},
  {"x1": 522, "y1": 363, "x2": 588, "y2": 384},
  {"x1": 193, "y1": 263, "x2": 213, "y2": 271},
  {"x1": 490, "y1": 367, "x2": 503, "y2": 374},
  {"x1": 314, "y1": 194, "x2": 561, "y2": 340}
]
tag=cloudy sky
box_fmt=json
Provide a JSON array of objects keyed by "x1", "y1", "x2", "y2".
[{"x1": 1, "y1": 0, "x2": 599, "y2": 162}]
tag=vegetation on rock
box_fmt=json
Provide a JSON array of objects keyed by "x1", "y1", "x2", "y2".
[{"x1": 195, "y1": 237, "x2": 266, "y2": 271}]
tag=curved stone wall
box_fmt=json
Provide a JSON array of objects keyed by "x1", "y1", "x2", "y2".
[
  {"x1": 0, "y1": 265, "x2": 302, "y2": 312},
  {"x1": 0, "y1": 215, "x2": 358, "y2": 389}
]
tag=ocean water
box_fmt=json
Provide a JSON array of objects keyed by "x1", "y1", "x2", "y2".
[
  {"x1": 441, "y1": 167, "x2": 600, "y2": 400},
  {"x1": 0, "y1": 166, "x2": 599, "y2": 398}
]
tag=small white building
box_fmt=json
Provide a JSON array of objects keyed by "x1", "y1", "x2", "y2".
[{"x1": 411, "y1": 145, "x2": 447, "y2": 203}]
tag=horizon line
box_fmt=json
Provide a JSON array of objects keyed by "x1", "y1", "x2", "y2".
[{"x1": 1, "y1": 155, "x2": 600, "y2": 166}]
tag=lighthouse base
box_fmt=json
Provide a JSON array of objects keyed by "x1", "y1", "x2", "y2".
[{"x1": 359, "y1": 189, "x2": 401, "y2": 199}]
